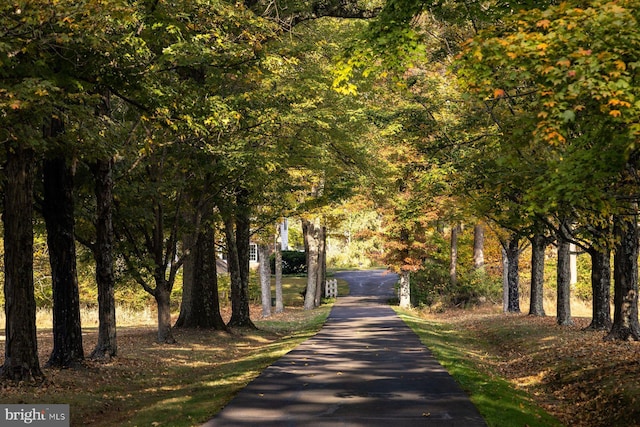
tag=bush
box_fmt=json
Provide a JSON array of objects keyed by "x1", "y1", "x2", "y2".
[
  {"x1": 270, "y1": 250, "x2": 307, "y2": 275},
  {"x1": 411, "y1": 259, "x2": 501, "y2": 309}
]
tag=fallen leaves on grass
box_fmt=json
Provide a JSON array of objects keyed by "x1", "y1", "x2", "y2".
[
  {"x1": 431, "y1": 308, "x2": 640, "y2": 427},
  {"x1": 0, "y1": 305, "x2": 321, "y2": 426}
]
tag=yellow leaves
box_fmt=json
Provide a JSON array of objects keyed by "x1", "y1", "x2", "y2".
[
  {"x1": 577, "y1": 48, "x2": 592, "y2": 56},
  {"x1": 545, "y1": 130, "x2": 566, "y2": 144},
  {"x1": 556, "y1": 59, "x2": 571, "y2": 68},
  {"x1": 536, "y1": 19, "x2": 551, "y2": 29},
  {"x1": 608, "y1": 99, "x2": 631, "y2": 108},
  {"x1": 536, "y1": 43, "x2": 549, "y2": 51},
  {"x1": 507, "y1": 51, "x2": 518, "y2": 60},
  {"x1": 609, "y1": 110, "x2": 622, "y2": 117},
  {"x1": 615, "y1": 60, "x2": 627, "y2": 71}
]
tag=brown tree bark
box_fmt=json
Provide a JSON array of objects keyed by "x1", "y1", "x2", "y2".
[
  {"x1": 586, "y1": 248, "x2": 612, "y2": 331},
  {"x1": 529, "y1": 233, "x2": 547, "y2": 317},
  {"x1": 605, "y1": 214, "x2": 640, "y2": 341},
  {"x1": 557, "y1": 223, "x2": 573, "y2": 326},
  {"x1": 176, "y1": 204, "x2": 227, "y2": 330},
  {"x1": 89, "y1": 158, "x2": 118, "y2": 360},
  {"x1": 504, "y1": 235, "x2": 521, "y2": 313},
  {"x1": 175, "y1": 225, "x2": 196, "y2": 328},
  {"x1": 42, "y1": 154, "x2": 84, "y2": 367},
  {"x1": 1, "y1": 143, "x2": 43, "y2": 382},
  {"x1": 225, "y1": 211, "x2": 255, "y2": 328},
  {"x1": 154, "y1": 283, "x2": 175, "y2": 344}
]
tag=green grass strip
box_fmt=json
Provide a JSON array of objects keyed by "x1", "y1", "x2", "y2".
[{"x1": 394, "y1": 308, "x2": 563, "y2": 427}]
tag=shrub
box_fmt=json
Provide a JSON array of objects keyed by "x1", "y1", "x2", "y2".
[
  {"x1": 270, "y1": 250, "x2": 307, "y2": 275},
  {"x1": 411, "y1": 259, "x2": 501, "y2": 309}
]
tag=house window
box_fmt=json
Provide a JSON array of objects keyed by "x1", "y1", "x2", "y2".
[{"x1": 249, "y1": 243, "x2": 258, "y2": 262}]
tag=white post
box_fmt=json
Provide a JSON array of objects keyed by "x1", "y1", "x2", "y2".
[{"x1": 570, "y1": 243, "x2": 578, "y2": 285}]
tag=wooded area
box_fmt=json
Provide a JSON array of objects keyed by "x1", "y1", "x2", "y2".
[{"x1": 1, "y1": 0, "x2": 639, "y2": 416}]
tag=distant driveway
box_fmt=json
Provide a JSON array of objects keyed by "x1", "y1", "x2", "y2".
[{"x1": 205, "y1": 269, "x2": 486, "y2": 426}]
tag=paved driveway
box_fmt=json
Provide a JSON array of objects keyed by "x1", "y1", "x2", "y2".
[{"x1": 204, "y1": 269, "x2": 486, "y2": 426}]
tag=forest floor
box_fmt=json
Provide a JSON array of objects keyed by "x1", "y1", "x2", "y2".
[
  {"x1": 416, "y1": 306, "x2": 640, "y2": 427},
  {"x1": 1, "y1": 303, "x2": 639, "y2": 426}
]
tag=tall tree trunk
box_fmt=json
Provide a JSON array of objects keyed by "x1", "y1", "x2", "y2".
[
  {"x1": 90, "y1": 92, "x2": 117, "y2": 360},
  {"x1": 505, "y1": 236, "x2": 520, "y2": 313},
  {"x1": 303, "y1": 217, "x2": 321, "y2": 310},
  {"x1": 399, "y1": 270, "x2": 411, "y2": 308},
  {"x1": 314, "y1": 225, "x2": 326, "y2": 305},
  {"x1": 529, "y1": 233, "x2": 547, "y2": 316},
  {"x1": 175, "y1": 227, "x2": 196, "y2": 328},
  {"x1": 42, "y1": 155, "x2": 84, "y2": 367},
  {"x1": 450, "y1": 223, "x2": 461, "y2": 287},
  {"x1": 175, "y1": 197, "x2": 198, "y2": 328},
  {"x1": 502, "y1": 247, "x2": 509, "y2": 313},
  {"x1": 176, "y1": 205, "x2": 226, "y2": 330},
  {"x1": 225, "y1": 215, "x2": 254, "y2": 328},
  {"x1": 473, "y1": 222, "x2": 485, "y2": 270},
  {"x1": 90, "y1": 158, "x2": 117, "y2": 361},
  {"x1": 274, "y1": 225, "x2": 284, "y2": 313},
  {"x1": 154, "y1": 283, "x2": 176, "y2": 343},
  {"x1": 193, "y1": 215, "x2": 226, "y2": 329},
  {"x1": 557, "y1": 223, "x2": 572, "y2": 326},
  {"x1": 605, "y1": 214, "x2": 640, "y2": 341},
  {"x1": 259, "y1": 243, "x2": 272, "y2": 318},
  {"x1": 1, "y1": 144, "x2": 43, "y2": 382},
  {"x1": 586, "y1": 248, "x2": 612, "y2": 331}
]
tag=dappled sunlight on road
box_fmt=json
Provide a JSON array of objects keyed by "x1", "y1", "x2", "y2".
[{"x1": 207, "y1": 270, "x2": 486, "y2": 426}]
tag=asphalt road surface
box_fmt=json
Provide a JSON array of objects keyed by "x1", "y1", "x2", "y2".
[{"x1": 204, "y1": 269, "x2": 486, "y2": 426}]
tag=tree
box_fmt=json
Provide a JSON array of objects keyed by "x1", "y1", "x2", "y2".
[
  {"x1": 41, "y1": 153, "x2": 84, "y2": 367},
  {"x1": 503, "y1": 234, "x2": 521, "y2": 313},
  {"x1": 1, "y1": 0, "x2": 141, "y2": 378},
  {"x1": 175, "y1": 198, "x2": 227, "y2": 330},
  {"x1": 473, "y1": 222, "x2": 485, "y2": 271},
  {"x1": 258, "y1": 243, "x2": 272, "y2": 318},
  {"x1": 456, "y1": 0, "x2": 640, "y2": 340},
  {"x1": 89, "y1": 158, "x2": 118, "y2": 360},
  {"x1": 607, "y1": 212, "x2": 640, "y2": 340},
  {"x1": 274, "y1": 223, "x2": 285, "y2": 314},
  {"x1": 529, "y1": 233, "x2": 551, "y2": 316},
  {"x1": 1, "y1": 145, "x2": 42, "y2": 382},
  {"x1": 556, "y1": 223, "x2": 573, "y2": 326},
  {"x1": 302, "y1": 216, "x2": 325, "y2": 310}
]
